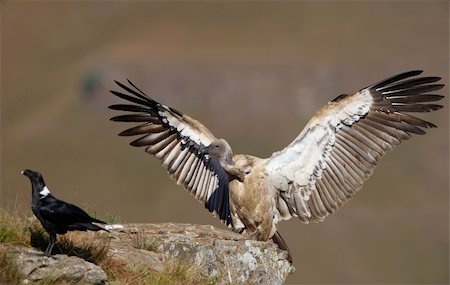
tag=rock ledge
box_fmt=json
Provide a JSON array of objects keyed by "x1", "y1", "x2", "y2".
[{"x1": 1, "y1": 223, "x2": 294, "y2": 284}]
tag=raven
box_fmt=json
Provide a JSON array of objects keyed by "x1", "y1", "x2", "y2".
[{"x1": 22, "y1": 169, "x2": 108, "y2": 256}]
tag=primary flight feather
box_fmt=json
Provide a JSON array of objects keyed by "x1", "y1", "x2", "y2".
[{"x1": 109, "y1": 70, "x2": 444, "y2": 262}]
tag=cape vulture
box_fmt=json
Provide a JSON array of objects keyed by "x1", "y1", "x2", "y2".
[{"x1": 109, "y1": 70, "x2": 444, "y2": 262}]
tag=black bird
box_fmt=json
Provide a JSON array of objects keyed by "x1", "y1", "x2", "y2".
[{"x1": 22, "y1": 169, "x2": 108, "y2": 256}]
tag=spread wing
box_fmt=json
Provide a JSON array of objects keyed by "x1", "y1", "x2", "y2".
[
  {"x1": 109, "y1": 80, "x2": 232, "y2": 225},
  {"x1": 265, "y1": 70, "x2": 444, "y2": 223}
]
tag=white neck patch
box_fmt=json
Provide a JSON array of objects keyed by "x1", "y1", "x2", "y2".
[{"x1": 39, "y1": 186, "x2": 51, "y2": 197}]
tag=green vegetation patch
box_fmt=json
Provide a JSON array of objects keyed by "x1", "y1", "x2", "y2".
[
  {"x1": 0, "y1": 208, "x2": 35, "y2": 246},
  {"x1": 30, "y1": 224, "x2": 110, "y2": 265},
  {"x1": 1, "y1": 209, "x2": 110, "y2": 265},
  {"x1": 130, "y1": 232, "x2": 160, "y2": 252},
  {"x1": 0, "y1": 248, "x2": 22, "y2": 284},
  {"x1": 102, "y1": 257, "x2": 218, "y2": 285}
]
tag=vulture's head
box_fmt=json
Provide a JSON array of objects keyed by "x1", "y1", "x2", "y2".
[{"x1": 206, "y1": 139, "x2": 234, "y2": 165}]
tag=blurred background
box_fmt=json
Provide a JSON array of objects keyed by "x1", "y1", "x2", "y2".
[{"x1": 1, "y1": 1, "x2": 448, "y2": 284}]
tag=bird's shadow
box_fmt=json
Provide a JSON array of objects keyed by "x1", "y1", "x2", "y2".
[{"x1": 29, "y1": 225, "x2": 110, "y2": 264}]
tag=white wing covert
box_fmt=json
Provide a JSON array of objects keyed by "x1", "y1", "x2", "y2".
[{"x1": 265, "y1": 70, "x2": 444, "y2": 223}]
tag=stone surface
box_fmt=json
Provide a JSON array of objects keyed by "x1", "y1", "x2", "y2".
[
  {"x1": 1, "y1": 245, "x2": 107, "y2": 285},
  {"x1": 107, "y1": 223, "x2": 295, "y2": 284},
  {"x1": 1, "y1": 223, "x2": 294, "y2": 284}
]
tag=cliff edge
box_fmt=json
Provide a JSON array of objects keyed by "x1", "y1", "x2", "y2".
[{"x1": 1, "y1": 223, "x2": 294, "y2": 284}]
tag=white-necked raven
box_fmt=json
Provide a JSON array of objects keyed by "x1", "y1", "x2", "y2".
[{"x1": 22, "y1": 169, "x2": 108, "y2": 256}]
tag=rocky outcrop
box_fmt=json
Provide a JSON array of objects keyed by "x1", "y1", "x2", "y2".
[
  {"x1": 1, "y1": 223, "x2": 294, "y2": 284},
  {"x1": 1, "y1": 245, "x2": 107, "y2": 284},
  {"x1": 108, "y1": 223, "x2": 294, "y2": 284}
]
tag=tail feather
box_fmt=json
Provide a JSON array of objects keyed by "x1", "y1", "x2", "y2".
[
  {"x1": 68, "y1": 222, "x2": 109, "y2": 232},
  {"x1": 90, "y1": 217, "x2": 107, "y2": 225},
  {"x1": 272, "y1": 231, "x2": 293, "y2": 263}
]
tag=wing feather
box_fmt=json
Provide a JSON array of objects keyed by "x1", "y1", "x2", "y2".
[
  {"x1": 266, "y1": 70, "x2": 444, "y2": 223},
  {"x1": 170, "y1": 147, "x2": 190, "y2": 174},
  {"x1": 119, "y1": 123, "x2": 166, "y2": 136},
  {"x1": 177, "y1": 153, "x2": 196, "y2": 184},
  {"x1": 323, "y1": 170, "x2": 347, "y2": 203},
  {"x1": 162, "y1": 143, "x2": 182, "y2": 168},
  {"x1": 110, "y1": 81, "x2": 233, "y2": 225}
]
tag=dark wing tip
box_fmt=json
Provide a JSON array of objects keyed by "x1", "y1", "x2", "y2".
[
  {"x1": 431, "y1": 84, "x2": 445, "y2": 91},
  {"x1": 110, "y1": 114, "x2": 155, "y2": 122},
  {"x1": 129, "y1": 135, "x2": 149, "y2": 147},
  {"x1": 126, "y1": 79, "x2": 147, "y2": 96},
  {"x1": 426, "y1": 76, "x2": 442, "y2": 82},
  {"x1": 108, "y1": 104, "x2": 119, "y2": 110},
  {"x1": 432, "y1": 104, "x2": 444, "y2": 111},
  {"x1": 129, "y1": 140, "x2": 141, "y2": 147},
  {"x1": 427, "y1": 122, "x2": 438, "y2": 128},
  {"x1": 108, "y1": 104, "x2": 151, "y2": 113},
  {"x1": 370, "y1": 70, "x2": 424, "y2": 90},
  {"x1": 404, "y1": 70, "x2": 423, "y2": 76},
  {"x1": 112, "y1": 79, "x2": 152, "y2": 102}
]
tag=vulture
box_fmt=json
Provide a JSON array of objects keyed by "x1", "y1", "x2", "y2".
[{"x1": 109, "y1": 70, "x2": 444, "y2": 262}]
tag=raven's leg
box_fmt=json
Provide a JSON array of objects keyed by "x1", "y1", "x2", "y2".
[
  {"x1": 45, "y1": 232, "x2": 56, "y2": 256},
  {"x1": 44, "y1": 241, "x2": 51, "y2": 256}
]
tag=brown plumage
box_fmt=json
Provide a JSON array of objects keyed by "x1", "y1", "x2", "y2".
[{"x1": 109, "y1": 70, "x2": 444, "y2": 263}]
